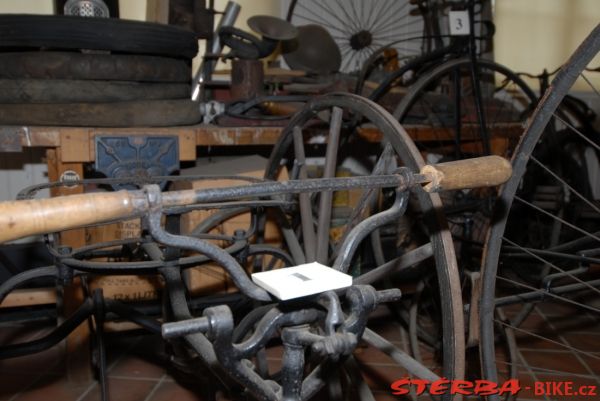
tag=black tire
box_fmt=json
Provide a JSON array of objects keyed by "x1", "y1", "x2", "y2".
[
  {"x1": 0, "y1": 15, "x2": 198, "y2": 59},
  {"x1": 0, "y1": 79, "x2": 190, "y2": 103},
  {"x1": 0, "y1": 52, "x2": 191, "y2": 82},
  {"x1": 0, "y1": 100, "x2": 202, "y2": 127}
]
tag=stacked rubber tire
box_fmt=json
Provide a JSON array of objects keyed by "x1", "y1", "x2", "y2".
[{"x1": 0, "y1": 14, "x2": 202, "y2": 127}]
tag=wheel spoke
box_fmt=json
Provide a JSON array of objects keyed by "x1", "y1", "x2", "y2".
[
  {"x1": 502, "y1": 236, "x2": 600, "y2": 298},
  {"x1": 315, "y1": 106, "x2": 344, "y2": 264},
  {"x1": 362, "y1": 328, "x2": 440, "y2": 381},
  {"x1": 293, "y1": 126, "x2": 317, "y2": 262}
]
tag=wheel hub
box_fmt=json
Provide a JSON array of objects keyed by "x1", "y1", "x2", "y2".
[{"x1": 350, "y1": 30, "x2": 373, "y2": 50}]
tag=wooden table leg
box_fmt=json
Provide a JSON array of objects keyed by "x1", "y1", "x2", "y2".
[{"x1": 46, "y1": 148, "x2": 92, "y2": 383}]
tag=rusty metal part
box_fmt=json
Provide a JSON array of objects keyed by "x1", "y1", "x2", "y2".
[
  {"x1": 161, "y1": 285, "x2": 410, "y2": 401},
  {"x1": 230, "y1": 59, "x2": 264, "y2": 101},
  {"x1": 383, "y1": 48, "x2": 400, "y2": 72},
  {"x1": 0, "y1": 52, "x2": 191, "y2": 82}
]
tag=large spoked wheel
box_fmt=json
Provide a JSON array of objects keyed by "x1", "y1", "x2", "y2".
[
  {"x1": 480, "y1": 24, "x2": 600, "y2": 398},
  {"x1": 392, "y1": 58, "x2": 537, "y2": 261},
  {"x1": 264, "y1": 93, "x2": 465, "y2": 391},
  {"x1": 286, "y1": 0, "x2": 427, "y2": 73}
]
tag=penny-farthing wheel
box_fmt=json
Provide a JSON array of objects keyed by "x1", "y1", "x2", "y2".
[{"x1": 286, "y1": 0, "x2": 427, "y2": 73}]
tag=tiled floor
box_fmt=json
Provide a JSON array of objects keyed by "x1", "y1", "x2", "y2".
[{"x1": 0, "y1": 301, "x2": 598, "y2": 401}]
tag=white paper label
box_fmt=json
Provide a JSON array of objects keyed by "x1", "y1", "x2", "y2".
[
  {"x1": 251, "y1": 262, "x2": 352, "y2": 300},
  {"x1": 449, "y1": 10, "x2": 470, "y2": 36}
]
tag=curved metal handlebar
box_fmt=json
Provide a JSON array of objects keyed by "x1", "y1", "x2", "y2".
[{"x1": 0, "y1": 156, "x2": 511, "y2": 244}]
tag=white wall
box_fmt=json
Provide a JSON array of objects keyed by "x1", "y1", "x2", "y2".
[
  {"x1": 120, "y1": 0, "x2": 146, "y2": 20},
  {"x1": 192, "y1": 0, "x2": 281, "y2": 74},
  {"x1": 494, "y1": 0, "x2": 600, "y2": 92},
  {"x1": 0, "y1": 0, "x2": 53, "y2": 14}
]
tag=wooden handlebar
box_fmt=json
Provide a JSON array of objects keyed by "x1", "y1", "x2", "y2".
[
  {"x1": 0, "y1": 191, "x2": 146, "y2": 244},
  {"x1": 420, "y1": 155, "x2": 512, "y2": 192}
]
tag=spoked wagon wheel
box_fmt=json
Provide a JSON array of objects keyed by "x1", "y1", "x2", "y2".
[
  {"x1": 286, "y1": 0, "x2": 427, "y2": 73},
  {"x1": 480, "y1": 24, "x2": 600, "y2": 399},
  {"x1": 264, "y1": 93, "x2": 465, "y2": 395}
]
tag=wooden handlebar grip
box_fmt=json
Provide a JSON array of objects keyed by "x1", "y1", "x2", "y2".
[
  {"x1": 0, "y1": 191, "x2": 146, "y2": 244},
  {"x1": 420, "y1": 155, "x2": 512, "y2": 192}
]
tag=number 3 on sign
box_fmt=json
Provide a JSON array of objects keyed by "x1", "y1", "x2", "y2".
[{"x1": 449, "y1": 10, "x2": 470, "y2": 35}]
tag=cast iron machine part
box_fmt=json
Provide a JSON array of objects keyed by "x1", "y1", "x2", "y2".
[
  {"x1": 0, "y1": 155, "x2": 511, "y2": 400},
  {"x1": 161, "y1": 286, "x2": 401, "y2": 401}
]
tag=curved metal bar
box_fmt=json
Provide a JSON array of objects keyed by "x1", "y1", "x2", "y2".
[
  {"x1": 146, "y1": 188, "x2": 271, "y2": 302},
  {"x1": 0, "y1": 265, "x2": 61, "y2": 305},
  {"x1": 333, "y1": 185, "x2": 409, "y2": 273},
  {"x1": 0, "y1": 298, "x2": 93, "y2": 359},
  {"x1": 235, "y1": 308, "x2": 324, "y2": 359},
  {"x1": 61, "y1": 240, "x2": 246, "y2": 274}
]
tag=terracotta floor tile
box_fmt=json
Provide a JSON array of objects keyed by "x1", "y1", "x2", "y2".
[
  {"x1": 0, "y1": 373, "x2": 41, "y2": 401},
  {"x1": 581, "y1": 355, "x2": 600, "y2": 374},
  {"x1": 109, "y1": 355, "x2": 165, "y2": 379},
  {"x1": 11, "y1": 374, "x2": 89, "y2": 401},
  {"x1": 515, "y1": 329, "x2": 568, "y2": 350},
  {"x1": 515, "y1": 312, "x2": 552, "y2": 331},
  {"x1": 145, "y1": 380, "x2": 204, "y2": 401},
  {"x1": 560, "y1": 333, "x2": 600, "y2": 353},
  {"x1": 264, "y1": 343, "x2": 283, "y2": 360},
  {"x1": 79, "y1": 377, "x2": 157, "y2": 401},
  {"x1": 356, "y1": 362, "x2": 408, "y2": 391},
  {"x1": 536, "y1": 302, "x2": 582, "y2": 317},
  {"x1": 521, "y1": 350, "x2": 589, "y2": 375},
  {"x1": 367, "y1": 317, "x2": 405, "y2": 344},
  {"x1": 0, "y1": 346, "x2": 64, "y2": 375},
  {"x1": 546, "y1": 315, "x2": 600, "y2": 334},
  {"x1": 353, "y1": 341, "x2": 415, "y2": 366}
]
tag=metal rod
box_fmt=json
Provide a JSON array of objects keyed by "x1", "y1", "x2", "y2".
[
  {"x1": 162, "y1": 174, "x2": 417, "y2": 207},
  {"x1": 191, "y1": 0, "x2": 241, "y2": 101},
  {"x1": 494, "y1": 278, "x2": 600, "y2": 307},
  {"x1": 293, "y1": 126, "x2": 317, "y2": 262}
]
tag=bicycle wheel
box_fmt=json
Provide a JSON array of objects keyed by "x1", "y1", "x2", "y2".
[
  {"x1": 392, "y1": 57, "x2": 536, "y2": 258},
  {"x1": 480, "y1": 24, "x2": 600, "y2": 399},
  {"x1": 264, "y1": 93, "x2": 465, "y2": 394},
  {"x1": 286, "y1": 0, "x2": 426, "y2": 73}
]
